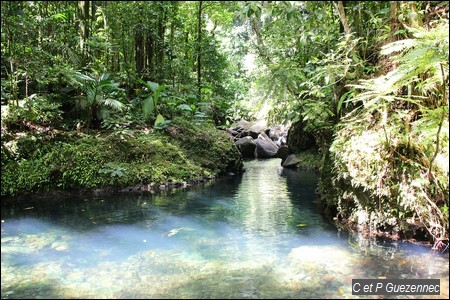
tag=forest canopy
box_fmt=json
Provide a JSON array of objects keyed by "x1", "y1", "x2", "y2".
[{"x1": 1, "y1": 1, "x2": 449, "y2": 248}]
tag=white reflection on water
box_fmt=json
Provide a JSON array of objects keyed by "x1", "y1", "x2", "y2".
[{"x1": 1, "y1": 159, "x2": 449, "y2": 299}]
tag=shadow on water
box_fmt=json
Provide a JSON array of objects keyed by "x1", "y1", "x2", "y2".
[{"x1": 1, "y1": 173, "x2": 244, "y2": 232}]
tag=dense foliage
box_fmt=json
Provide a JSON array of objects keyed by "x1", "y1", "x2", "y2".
[
  {"x1": 1, "y1": 118, "x2": 242, "y2": 197},
  {"x1": 1, "y1": 1, "x2": 251, "y2": 130},
  {"x1": 237, "y1": 1, "x2": 448, "y2": 248},
  {"x1": 326, "y1": 21, "x2": 448, "y2": 245},
  {"x1": 1, "y1": 1, "x2": 448, "y2": 248}
]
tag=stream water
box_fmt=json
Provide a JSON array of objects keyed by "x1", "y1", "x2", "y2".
[{"x1": 1, "y1": 158, "x2": 448, "y2": 298}]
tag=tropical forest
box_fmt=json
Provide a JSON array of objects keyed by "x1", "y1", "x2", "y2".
[{"x1": 1, "y1": 1, "x2": 449, "y2": 299}]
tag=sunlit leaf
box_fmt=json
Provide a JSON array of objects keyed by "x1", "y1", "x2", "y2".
[{"x1": 154, "y1": 113, "x2": 165, "y2": 127}]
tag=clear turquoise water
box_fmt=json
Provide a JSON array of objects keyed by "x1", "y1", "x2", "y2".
[{"x1": 1, "y1": 158, "x2": 448, "y2": 298}]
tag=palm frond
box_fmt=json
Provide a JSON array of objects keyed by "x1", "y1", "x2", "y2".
[
  {"x1": 103, "y1": 98, "x2": 124, "y2": 111},
  {"x1": 74, "y1": 72, "x2": 96, "y2": 83}
]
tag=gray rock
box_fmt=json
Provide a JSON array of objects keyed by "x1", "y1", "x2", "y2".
[
  {"x1": 248, "y1": 123, "x2": 267, "y2": 139},
  {"x1": 234, "y1": 119, "x2": 251, "y2": 132},
  {"x1": 229, "y1": 129, "x2": 239, "y2": 136},
  {"x1": 275, "y1": 134, "x2": 287, "y2": 147},
  {"x1": 255, "y1": 138, "x2": 278, "y2": 158},
  {"x1": 268, "y1": 128, "x2": 280, "y2": 141},
  {"x1": 232, "y1": 119, "x2": 268, "y2": 140},
  {"x1": 247, "y1": 130, "x2": 259, "y2": 139},
  {"x1": 287, "y1": 120, "x2": 316, "y2": 152},
  {"x1": 235, "y1": 136, "x2": 257, "y2": 158},
  {"x1": 282, "y1": 154, "x2": 301, "y2": 168},
  {"x1": 276, "y1": 146, "x2": 290, "y2": 164},
  {"x1": 257, "y1": 131, "x2": 274, "y2": 143}
]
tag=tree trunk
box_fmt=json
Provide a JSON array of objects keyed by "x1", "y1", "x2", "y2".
[
  {"x1": 333, "y1": 1, "x2": 351, "y2": 35},
  {"x1": 389, "y1": 1, "x2": 400, "y2": 42},
  {"x1": 78, "y1": 1, "x2": 90, "y2": 55},
  {"x1": 121, "y1": 24, "x2": 127, "y2": 73},
  {"x1": 184, "y1": 31, "x2": 189, "y2": 59},
  {"x1": 100, "y1": 2, "x2": 109, "y2": 68},
  {"x1": 197, "y1": 0, "x2": 203, "y2": 100},
  {"x1": 169, "y1": 19, "x2": 175, "y2": 88},
  {"x1": 407, "y1": 2, "x2": 423, "y2": 28},
  {"x1": 135, "y1": 31, "x2": 144, "y2": 75},
  {"x1": 251, "y1": 16, "x2": 271, "y2": 65},
  {"x1": 146, "y1": 34, "x2": 154, "y2": 80},
  {"x1": 156, "y1": 1, "x2": 166, "y2": 82}
]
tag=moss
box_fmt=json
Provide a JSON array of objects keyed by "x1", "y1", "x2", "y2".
[
  {"x1": 319, "y1": 109, "x2": 449, "y2": 245},
  {"x1": 1, "y1": 119, "x2": 243, "y2": 197},
  {"x1": 166, "y1": 117, "x2": 244, "y2": 174},
  {"x1": 296, "y1": 150, "x2": 321, "y2": 170}
]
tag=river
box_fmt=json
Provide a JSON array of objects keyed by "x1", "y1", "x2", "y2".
[{"x1": 1, "y1": 158, "x2": 448, "y2": 298}]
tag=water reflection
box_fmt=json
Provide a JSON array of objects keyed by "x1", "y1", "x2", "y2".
[
  {"x1": 1, "y1": 159, "x2": 448, "y2": 299},
  {"x1": 233, "y1": 159, "x2": 293, "y2": 239}
]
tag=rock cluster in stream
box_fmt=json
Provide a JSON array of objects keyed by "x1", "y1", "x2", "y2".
[
  {"x1": 227, "y1": 119, "x2": 287, "y2": 158},
  {"x1": 228, "y1": 119, "x2": 307, "y2": 169}
]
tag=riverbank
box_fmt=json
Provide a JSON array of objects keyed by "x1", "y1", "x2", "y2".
[
  {"x1": 1, "y1": 117, "x2": 244, "y2": 199},
  {"x1": 2, "y1": 158, "x2": 448, "y2": 299},
  {"x1": 288, "y1": 147, "x2": 448, "y2": 252},
  {"x1": 324, "y1": 116, "x2": 447, "y2": 251}
]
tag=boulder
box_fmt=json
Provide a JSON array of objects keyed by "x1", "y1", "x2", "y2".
[
  {"x1": 248, "y1": 122, "x2": 267, "y2": 139},
  {"x1": 247, "y1": 131, "x2": 259, "y2": 139},
  {"x1": 258, "y1": 131, "x2": 275, "y2": 143},
  {"x1": 287, "y1": 120, "x2": 316, "y2": 152},
  {"x1": 276, "y1": 146, "x2": 290, "y2": 164},
  {"x1": 255, "y1": 138, "x2": 278, "y2": 158},
  {"x1": 228, "y1": 129, "x2": 239, "y2": 137},
  {"x1": 282, "y1": 154, "x2": 301, "y2": 168},
  {"x1": 235, "y1": 136, "x2": 257, "y2": 158},
  {"x1": 234, "y1": 119, "x2": 251, "y2": 132},
  {"x1": 275, "y1": 134, "x2": 287, "y2": 147},
  {"x1": 268, "y1": 128, "x2": 279, "y2": 141},
  {"x1": 232, "y1": 119, "x2": 268, "y2": 139}
]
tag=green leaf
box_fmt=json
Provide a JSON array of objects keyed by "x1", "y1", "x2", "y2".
[
  {"x1": 186, "y1": 94, "x2": 197, "y2": 101},
  {"x1": 154, "y1": 114, "x2": 165, "y2": 127},
  {"x1": 177, "y1": 104, "x2": 192, "y2": 111},
  {"x1": 337, "y1": 92, "x2": 349, "y2": 115},
  {"x1": 146, "y1": 81, "x2": 159, "y2": 93},
  {"x1": 50, "y1": 13, "x2": 67, "y2": 21},
  {"x1": 103, "y1": 98, "x2": 124, "y2": 111},
  {"x1": 142, "y1": 96, "x2": 155, "y2": 120},
  {"x1": 74, "y1": 72, "x2": 95, "y2": 82},
  {"x1": 138, "y1": 79, "x2": 158, "y2": 93},
  {"x1": 255, "y1": 7, "x2": 261, "y2": 18}
]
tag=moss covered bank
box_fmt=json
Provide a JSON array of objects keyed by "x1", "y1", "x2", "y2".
[
  {"x1": 310, "y1": 109, "x2": 449, "y2": 252},
  {"x1": 1, "y1": 117, "x2": 243, "y2": 199}
]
